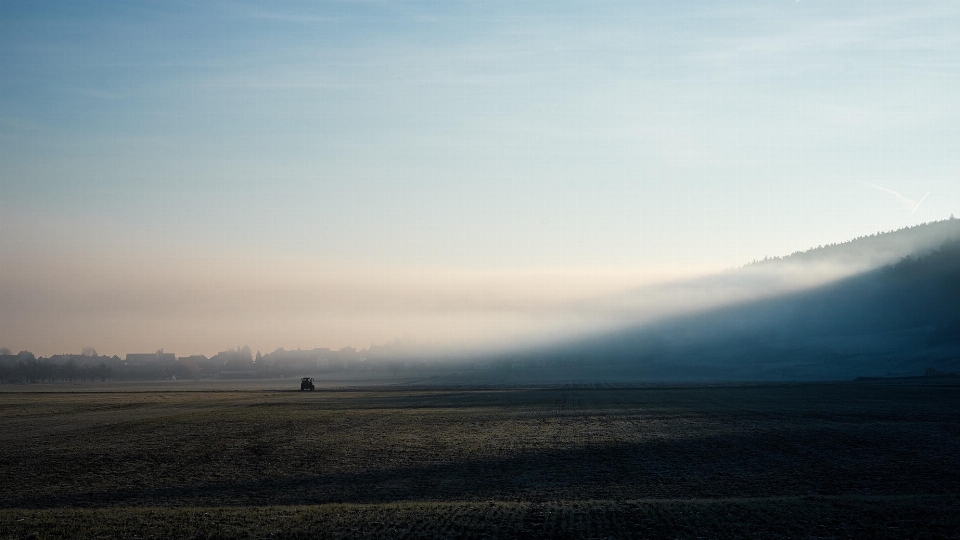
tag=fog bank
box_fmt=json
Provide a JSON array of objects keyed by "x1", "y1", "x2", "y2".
[{"x1": 2, "y1": 219, "x2": 958, "y2": 358}]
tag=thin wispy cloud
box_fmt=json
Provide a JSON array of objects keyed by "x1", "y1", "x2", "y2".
[
  {"x1": 238, "y1": 12, "x2": 340, "y2": 24},
  {"x1": 683, "y1": 3, "x2": 960, "y2": 74}
]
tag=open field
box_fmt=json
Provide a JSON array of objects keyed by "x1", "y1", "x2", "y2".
[{"x1": 2, "y1": 381, "x2": 960, "y2": 538}]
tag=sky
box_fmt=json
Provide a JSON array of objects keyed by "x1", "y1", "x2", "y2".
[{"x1": 2, "y1": 0, "x2": 959, "y2": 357}]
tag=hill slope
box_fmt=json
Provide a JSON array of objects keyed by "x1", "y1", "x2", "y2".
[{"x1": 499, "y1": 219, "x2": 960, "y2": 381}]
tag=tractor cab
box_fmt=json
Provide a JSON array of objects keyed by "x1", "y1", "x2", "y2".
[{"x1": 300, "y1": 377, "x2": 315, "y2": 391}]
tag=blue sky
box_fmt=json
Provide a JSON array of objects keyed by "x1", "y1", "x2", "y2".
[{"x1": 2, "y1": 1, "x2": 959, "y2": 355}]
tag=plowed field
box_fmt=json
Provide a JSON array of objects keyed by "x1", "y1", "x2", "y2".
[{"x1": 2, "y1": 382, "x2": 959, "y2": 538}]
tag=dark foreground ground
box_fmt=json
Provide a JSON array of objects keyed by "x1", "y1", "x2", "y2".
[{"x1": 2, "y1": 381, "x2": 959, "y2": 538}]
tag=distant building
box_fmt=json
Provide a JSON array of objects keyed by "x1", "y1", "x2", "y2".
[
  {"x1": 0, "y1": 354, "x2": 22, "y2": 365},
  {"x1": 126, "y1": 350, "x2": 176, "y2": 365},
  {"x1": 174, "y1": 357, "x2": 204, "y2": 378},
  {"x1": 48, "y1": 354, "x2": 86, "y2": 364}
]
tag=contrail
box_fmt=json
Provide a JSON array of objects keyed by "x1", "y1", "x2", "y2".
[
  {"x1": 866, "y1": 182, "x2": 928, "y2": 213},
  {"x1": 912, "y1": 192, "x2": 929, "y2": 214}
]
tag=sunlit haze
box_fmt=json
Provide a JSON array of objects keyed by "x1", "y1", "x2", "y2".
[{"x1": 2, "y1": 1, "x2": 959, "y2": 357}]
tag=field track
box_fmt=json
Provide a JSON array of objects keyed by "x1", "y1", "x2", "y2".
[{"x1": 2, "y1": 381, "x2": 959, "y2": 538}]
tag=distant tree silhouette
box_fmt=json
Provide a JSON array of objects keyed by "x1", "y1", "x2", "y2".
[{"x1": 95, "y1": 363, "x2": 112, "y2": 382}]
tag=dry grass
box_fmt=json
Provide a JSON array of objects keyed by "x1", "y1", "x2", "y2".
[{"x1": 1, "y1": 382, "x2": 959, "y2": 537}]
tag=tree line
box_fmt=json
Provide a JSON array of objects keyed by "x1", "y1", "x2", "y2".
[{"x1": 0, "y1": 351, "x2": 112, "y2": 383}]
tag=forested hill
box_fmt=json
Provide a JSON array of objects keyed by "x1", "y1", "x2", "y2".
[
  {"x1": 505, "y1": 219, "x2": 960, "y2": 381},
  {"x1": 745, "y1": 217, "x2": 960, "y2": 268},
  {"x1": 560, "y1": 218, "x2": 960, "y2": 339}
]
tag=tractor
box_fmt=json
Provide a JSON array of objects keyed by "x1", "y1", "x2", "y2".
[{"x1": 300, "y1": 377, "x2": 315, "y2": 391}]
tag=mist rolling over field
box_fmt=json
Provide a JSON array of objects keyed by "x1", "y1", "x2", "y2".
[
  {"x1": 3, "y1": 0, "x2": 960, "y2": 538},
  {"x1": 466, "y1": 219, "x2": 960, "y2": 382},
  {"x1": 4, "y1": 218, "x2": 960, "y2": 380}
]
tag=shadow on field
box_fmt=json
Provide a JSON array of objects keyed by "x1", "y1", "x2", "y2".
[{"x1": 9, "y1": 425, "x2": 959, "y2": 509}]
